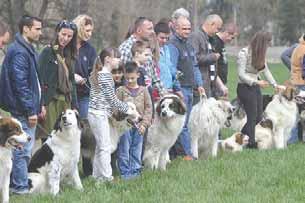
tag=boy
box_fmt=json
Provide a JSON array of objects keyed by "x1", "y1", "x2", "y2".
[{"x1": 116, "y1": 61, "x2": 152, "y2": 180}]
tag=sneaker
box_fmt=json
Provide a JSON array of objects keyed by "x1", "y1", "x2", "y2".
[
  {"x1": 183, "y1": 155, "x2": 193, "y2": 161},
  {"x1": 10, "y1": 188, "x2": 29, "y2": 195}
]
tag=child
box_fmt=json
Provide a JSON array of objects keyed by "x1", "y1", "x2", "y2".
[
  {"x1": 116, "y1": 61, "x2": 152, "y2": 180},
  {"x1": 111, "y1": 63, "x2": 125, "y2": 89},
  {"x1": 88, "y1": 47, "x2": 135, "y2": 182}
]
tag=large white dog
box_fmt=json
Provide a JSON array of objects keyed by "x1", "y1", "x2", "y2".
[
  {"x1": 0, "y1": 117, "x2": 30, "y2": 203},
  {"x1": 255, "y1": 87, "x2": 299, "y2": 149},
  {"x1": 189, "y1": 96, "x2": 234, "y2": 159},
  {"x1": 28, "y1": 109, "x2": 83, "y2": 195},
  {"x1": 143, "y1": 95, "x2": 186, "y2": 170}
]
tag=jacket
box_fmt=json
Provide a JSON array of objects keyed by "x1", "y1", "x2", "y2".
[
  {"x1": 290, "y1": 37, "x2": 305, "y2": 85},
  {"x1": 75, "y1": 41, "x2": 97, "y2": 97},
  {"x1": 167, "y1": 33, "x2": 203, "y2": 88},
  {"x1": 0, "y1": 33, "x2": 41, "y2": 117},
  {"x1": 38, "y1": 45, "x2": 78, "y2": 108},
  {"x1": 237, "y1": 47, "x2": 276, "y2": 86},
  {"x1": 116, "y1": 86, "x2": 152, "y2": 129}
]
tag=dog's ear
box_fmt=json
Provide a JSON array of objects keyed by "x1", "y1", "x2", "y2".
[
  {"x1": 0, "y1": 129, "x2": 7, "y2": 146},
  {"x1": 282, "y1": 86, "x2": 296, "y2": 101},
  {"x1": 173, "y1": 97, "x2": 186, "y2": 115},
  {"x1": 53, "y1": 112, "x2": 63, "y2": 132},
  {"x1": 156, "y1": 98, "x2": 165, "y2": 116},
  {"x1": 260, "y1": 118, "x2": 273, "y2": 130},
  {"x1": 234, "y1": 133, "x2": 243, "y2": 145}
]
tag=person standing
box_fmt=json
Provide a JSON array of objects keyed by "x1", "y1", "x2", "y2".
[
  {"x1": 189, "y1": 14, "x2": 228, "y2": 99},
  {"x1": 0, "y1": 15, "x2": 42, "y2": 194},
  {"x1": 167, "y1": 16, "x2": 204, "y2": 160},
  {"x1": 73, "y1": 14, "x2": 97, "y2": 119},
  {"x1": 38, "y1": 20, "x2": 78, "y2": 141},
  {"x1": 0, "y1": 20, "x2": 11, "y2": 64},
  {"x1": 237, "y1": 31, "x2": 285, "y2": 148}
]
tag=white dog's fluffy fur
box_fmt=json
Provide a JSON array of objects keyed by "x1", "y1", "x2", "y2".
[
  {"x1": 189, "y1": 97, "x2": 233, "y2": 159},
  {"x1": 143, "y1": 95, "x2": 186, "y2": 170},
  {"x1": 255, "y1": 87, "x2": 298, "y2": 149},
  {"x1": 28, "y1": 109, "x2": 83, "y2": 195},
  {"x1": 0, "y1": 117, "x2": 29, "y2": 203}
]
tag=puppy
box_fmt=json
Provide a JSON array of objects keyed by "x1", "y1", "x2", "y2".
[
  {"x1": 218, "y1": 132, "x2": 249, "y2": 152},
  {"x1": 143, "y1": 94, "x2": 186, "y2": 170},
  {"x1": 189, "y1": 97, "x2": 234, "y2": 159},
  {"x1": 0, "y1": 117, "x2": 30, "y2": 203},
  {"x1": 28, "y1": 109, "x2": 83, "y2": 195}
]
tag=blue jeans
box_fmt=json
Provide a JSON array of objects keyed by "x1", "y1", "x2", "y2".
[
  {"x1": 77, "y1": 96, "x2": 89, "y2": 119},
  {"x1": 178, "y1": 87, "x2": 193, "y2": 156},
  {"x1": 118, "y1": 128, "x2": 143, "y2": 179},
  {"x1": 10, "y1": 116, "x2": 36, "y2": 191},
  {"x1": 288, "y1": 85, "x2": 305, "y2": 144}
]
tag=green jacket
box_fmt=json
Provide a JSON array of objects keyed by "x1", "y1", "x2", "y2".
[{"x1": 38, "y1": 46, "x2": 78, "y2": 108}]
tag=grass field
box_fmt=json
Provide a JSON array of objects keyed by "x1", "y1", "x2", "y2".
[{"x1": 12, "y1": 58, "x2": 304, "y2": 203}]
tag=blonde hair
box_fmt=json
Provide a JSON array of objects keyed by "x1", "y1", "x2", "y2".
[{"x1": 73, "y1": 14, "x2": 93, "y2": 41}]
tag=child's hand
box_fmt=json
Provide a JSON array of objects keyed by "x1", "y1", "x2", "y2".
[{"x1": 139, "y1": 125, "x2": 146, "y2": 135}]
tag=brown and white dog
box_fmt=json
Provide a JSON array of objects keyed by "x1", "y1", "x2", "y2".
[
  {"x1": 0, "y1": 117, "x2": 30, "y2": 203},
  {"x1": 218, "y1": 132, "x2": 249, "y2": 152},
  {"x1": 255, "y1": 86, "x2": 299, "y2": 149},
  {"x1": 143, "y1": 94, "x2": 186, "y2": 170}
]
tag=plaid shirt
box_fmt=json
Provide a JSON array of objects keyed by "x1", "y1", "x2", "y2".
[{"x1": 119, "y1": 35, "x2": 137, "y2": 64}]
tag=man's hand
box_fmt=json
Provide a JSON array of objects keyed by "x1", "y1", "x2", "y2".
[
  {"x1": 221, "y1": 85, "x2": 229, "y2": 97},
  {"x1": 197, "y1": 86, "x2": 206, "y2": 96},
  {"x1": 214, "y1": 53, "x2": 221, "y2": 60},
  {"x1": 28, "y1": 115, "x2": 38, "y2": 128},
  {"x1": 138, "y1": 125, "x2": 146, "y2": 135}
]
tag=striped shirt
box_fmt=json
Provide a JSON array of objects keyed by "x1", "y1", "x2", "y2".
[{"x1": 89, "y1": 69, "x2": 128, "y2": 116}]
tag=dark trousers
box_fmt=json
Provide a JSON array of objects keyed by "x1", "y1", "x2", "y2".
[{"x1": 237, "y1": 83, "x2": 263, "y2": 147}]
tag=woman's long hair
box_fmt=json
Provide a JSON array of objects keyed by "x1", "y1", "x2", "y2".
[
  {"x1": 52, "y1": 21, "x2": 78, "y2": 68},
  {"x1": 90, "y1": 47, "x2": 121, "y2": 86},
  {"x1": 250, "y1": 31, "x2": 272, "y2": 70}
]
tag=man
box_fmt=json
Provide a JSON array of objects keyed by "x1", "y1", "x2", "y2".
[
  {"x1": 119, "y1": 16, "x2": 165, "y2": 96},
  {"x1": 0, "y1": 20, "x2": 11, "y2": 65},
  {"x1": 281, "y1": 43, "x2": 298, "y2": 70},
  {"x1": 169, "y1": 8, "x2": 190, "y2": 33},
  {"x1": 155, "y1": 21, "x2": 183, "y2": 98},
  {"x1": 167, "y1": 16, "x2": 204, "y2": 160},
  {"x1": 210, "y1": 23, "x2": 238, "y2": 86},
  {"x1": 0, "y1": 15, "x2": 42, "y2": 194},
  {"x1": 189, "y1": 14, "x2": 228, "y2": 99}
]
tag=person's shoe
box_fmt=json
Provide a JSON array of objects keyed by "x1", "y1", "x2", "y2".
[
  {"x1": 10, "y1": 188, "x2": 29, "y2": 195},
  {"x1": 183, "y1": 155, "x2": 193, "y2": 161}
]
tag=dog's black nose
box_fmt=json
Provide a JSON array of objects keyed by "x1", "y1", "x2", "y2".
[
  {"x1": 161, "y1": 111, "x2": 167, "y2": 117},
  {"x1": 27, "y1": 136, "x2": 31, "y2": 142},
  {"x1": 62, "y1": 116, "x2": 67, "y2": 122}
]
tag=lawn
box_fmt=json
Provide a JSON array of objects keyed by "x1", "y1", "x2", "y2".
[{"x1": 12, "y1": 58, "x2": 303, "y2": 203}]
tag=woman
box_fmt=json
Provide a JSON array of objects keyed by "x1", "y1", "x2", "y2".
[
  {"x1": 73, "y1": 14, "x2": 97, "y2": 120},
  {"x1": 38, "y1": 20, "x2": 78, "y2": 140},
  {"x1": 237, "y1": 31, "x2": 284, "y2": 148}
]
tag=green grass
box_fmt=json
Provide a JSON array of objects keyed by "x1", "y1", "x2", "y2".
[{"x1": 12, "y1": 59, "x2": 302, "y2": 203}]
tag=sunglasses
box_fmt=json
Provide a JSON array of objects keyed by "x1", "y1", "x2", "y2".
[{"x1": 57, "y1": 20, "x2": 77, "y2": 31}]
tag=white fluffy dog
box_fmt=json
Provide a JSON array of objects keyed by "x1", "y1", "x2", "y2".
[
  {"x1": 218, "y1": 132, "x2": 249, "y2": 152},
  {"x1": 143, "y1": 95, "x2": 186, "y2": 170},
  {"x1": 189, "y1": 96, "x2": 234, "y2": 159},
  {"x1": 0, "y1": 117, "x2": 30, "y2": 203},
  {"x1": 255, "y1": 86, "x2": 298, "y2": 149},
  {"x1": 28, "y1": 109, "x2": 83, "y2": 195}
]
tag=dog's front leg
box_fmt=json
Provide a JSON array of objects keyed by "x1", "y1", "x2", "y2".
[
  {"x1": 48, "y1": 160, "x2": 62, "y2": 195},
  {"x1": 2, "y1": 176, "x2": 10, "y2": 203},
  {"x1": 273, "y1": 128, "x2": 285, "y2": 149},
  {"x1": 158, "y1": 151, "x2": 168, "y2": 170},
  {"x1": 70, "y1": 164, "x2": 83, "y2": 191},
  {"x1": 211, "y1": 133, "x2": 219, "y2": 157},
  {"x1": 191, "y1": 137, "x2": 199, "y2": 159}
]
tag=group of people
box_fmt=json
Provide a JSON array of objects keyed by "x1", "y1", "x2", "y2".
[{"x1": 1, "y1": 6, "x2": 304, "y2": 196}]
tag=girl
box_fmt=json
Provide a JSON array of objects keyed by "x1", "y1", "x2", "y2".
[
  {"x1": 237, "y1": 31, "x2": 285, "y2": 148},
  {"x1": 88, "y1": 47, "x2": 134, "y2": 182}
]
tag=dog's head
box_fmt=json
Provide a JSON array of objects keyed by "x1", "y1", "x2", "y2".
[
  {"x1": 221, "y1": 132, "x2": 249, "y2": 152},
  {"x1": 53, "y1": 109, "x2": 82, "y2": 132},
  {"x1": 280, "y1": 86, "x2": 297, "y2": 101},
  {"x1": 156, "y1": 94, "x2": 186, "y2": 118},
  {"x1": 0, "y1": 117, "x2": 30, "y2": 149},
  {"x1": 216, "y1": 99, "x2": 234, "y2": 127}
]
